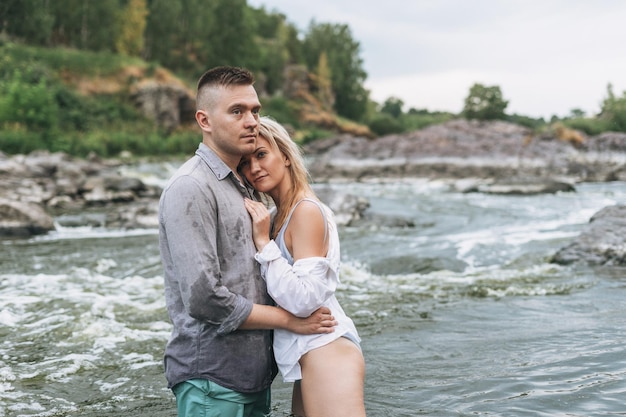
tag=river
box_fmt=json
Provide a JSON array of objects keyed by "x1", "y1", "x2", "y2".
[{"x1": 1, "y1": 170, "x2": 626, "y2": 416}]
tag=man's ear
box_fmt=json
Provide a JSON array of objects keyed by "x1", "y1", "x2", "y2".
[{"x1": 195, "y1": 110, "x2": 211, "y2": 132}]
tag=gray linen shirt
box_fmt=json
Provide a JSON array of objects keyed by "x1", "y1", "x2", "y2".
[{"x1": 158, "y1": 143, "x2": 276, "y2": 392}]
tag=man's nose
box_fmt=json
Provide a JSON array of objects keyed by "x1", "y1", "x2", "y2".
[{"x1": 244, "y1": 111, "x2": 258, "y2": 128}]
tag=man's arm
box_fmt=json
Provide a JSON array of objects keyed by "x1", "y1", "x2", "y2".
[{"x1": 239, "y1": 304, "x2": 337, "y2": 334}]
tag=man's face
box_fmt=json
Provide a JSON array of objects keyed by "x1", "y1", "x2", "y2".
[{"x1": 199, "y1": 84, "x2": 261, "y2": 160}]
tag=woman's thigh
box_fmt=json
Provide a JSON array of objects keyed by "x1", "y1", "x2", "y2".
[{"x1": 299, "y1": 337, "x2": 366, "y2": 417}]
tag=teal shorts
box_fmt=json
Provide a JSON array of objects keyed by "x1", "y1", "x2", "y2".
[{"x1": 172, "y1": 379, "x2": 271, "y2": 417}]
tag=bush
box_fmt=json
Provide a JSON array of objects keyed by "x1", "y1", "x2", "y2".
[
  {"x1": 0, "y1": 125, "x2": 47, "y2": 154},
  {"x1": 399, "y1": 112, "x2": 455, "y2": 131},
  {"x1": 0, "y1": 70, "x2": 59, "y2": 135},
  {"x1": 260, "y1": 96, "x2": 300, "y2": 128},
  {"x1": 368, "y1": 114, "x2": 404, "y2": 136},
  {"x1": 163, "y1": 129, "x2": 200, "y2": 155},
  {"x1": 506, "y1": 113, "x2": 546, "y2": 129},
  {"x1": 562, "y1": 118, "x2": 613, "y2": 136},
  {"x1": 297, "y1": 128, "x2": 335, "y2": 146}
]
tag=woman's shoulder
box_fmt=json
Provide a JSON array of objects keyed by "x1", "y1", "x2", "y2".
[
  {"x1": 291, "y1": 198, "x2": 323, "y2": 220},
  {"x1": 292, "y1": 198, "x2": 331, "y2": 221}
]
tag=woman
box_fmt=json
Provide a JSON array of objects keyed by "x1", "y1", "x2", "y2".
[{"x1": 239, "y1": 116, "x2": 366, "y2": 417}]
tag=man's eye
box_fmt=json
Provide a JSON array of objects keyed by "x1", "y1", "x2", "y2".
[
  {"x1": 252, "y1": 108, "x2": 260, "y2": 115},
  {"x1": 232, "y1": 109, "x2": 241, "y2": 115}
]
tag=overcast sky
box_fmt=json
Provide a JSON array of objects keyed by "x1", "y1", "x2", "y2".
[{"x1": 247, "y1": 0, "x2": 626, "y2": 119}]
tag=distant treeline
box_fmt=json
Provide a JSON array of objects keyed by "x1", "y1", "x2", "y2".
[
  {"x1": 0, "y1": 0, "x2": 369, "y2": 121},
  {"x1": 1, "y1": 0, "x2": 625, "y2": 158}
]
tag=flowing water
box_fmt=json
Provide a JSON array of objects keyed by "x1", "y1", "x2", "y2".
[{"x1": 1, "y1": 166, "x2": 626, "y2": 416}]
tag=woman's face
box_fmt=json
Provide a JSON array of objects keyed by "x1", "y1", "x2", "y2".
[{"x1": 239, "y1": 135, "x2": 290, "y2": 195}]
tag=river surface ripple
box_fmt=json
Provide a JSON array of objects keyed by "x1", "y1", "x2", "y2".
[{"x1": 1, "y1": 178, "x2": 625, "y2": 416}]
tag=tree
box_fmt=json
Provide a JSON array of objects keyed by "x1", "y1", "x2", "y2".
[
  {"x1": 568, "y1": 108, "x2": 586, "y2": 119},
  {"x1": 144, "y1": 0, "x2": 214, "y2": 76},
  {"x1": 206, "y1": 0, "x2": 259, "y2": 69},
  {"x1": 303, "y1": 22, "x2": 368, "y2": 121},
  {"x1": 49, "y1": 0, "x2": 121, "y2": 51},
  {"x1": 0, "y1": 0, "x2": 54, "y2": 45},
  {"x1": 600, "y1": 83, "x2": 626, "y2": 132},
  {"x1": 115, "y1": 0, "x2": 148, "y2": 56},
  {"x1": 250, "y1": 7, "x2": 300, "y2": 95},
  {"x1": 315, "y1": 51, "x2": 334, "y2": 111},
  {"x1": 462, "y1": 83, "x2": 508, "y2": 120},
  {"x1": 380, "y1": 97, "x2": 404, "y2": 118}
]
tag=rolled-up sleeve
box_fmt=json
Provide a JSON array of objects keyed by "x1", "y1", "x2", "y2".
[{"x1": 254, "y1": 241, "x2": 337, "y2": 317}]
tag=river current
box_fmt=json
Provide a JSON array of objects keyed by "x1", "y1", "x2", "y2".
[{"x1": 1, "y1": 167, "x2": 625, "y2": 416}]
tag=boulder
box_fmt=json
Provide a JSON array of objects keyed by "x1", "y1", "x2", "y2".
[
  {"x1": 131, "y1": 80, "x2": 195, "y2": 132},
  {"x1": 313, "y1": 185, "x2": 370, "y2": 226},
  {"x1": 463, "y1": 178, "x2": 576, "y2": 195},
  {"x1": 0, "y1": 199, "x2": 55, "y2": 237},
  {"x1": 551, "y1": 204, "x2": 626, "y2": 266}
]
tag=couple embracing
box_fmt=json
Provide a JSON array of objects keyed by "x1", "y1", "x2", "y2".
[{"x1": 158, "y1": 66, "x2": 366, "y2": 417}]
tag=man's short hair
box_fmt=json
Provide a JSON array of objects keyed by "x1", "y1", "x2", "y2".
[
  {"x1": 196, "y1": 66, "x2": 255, "y2": 111},
  {"x1": 197, "y1": 66, "x2": 255, "y2": 93}
]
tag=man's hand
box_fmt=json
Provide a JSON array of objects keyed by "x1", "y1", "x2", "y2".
[
  {"x1": 241, "y1": 305, "x2": 337, "y2": 333},
  {"x1": 287, "y1": 306, "x2": 337, "y2": 335}
]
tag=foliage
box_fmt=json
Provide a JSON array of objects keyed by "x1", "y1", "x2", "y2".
[
  {"x1": 0, "y1": 70, "x2": 59, "y2": 142},
  {"x1": 302, "y1": 22, "x2": 368, "y2": 121},
  {"x1": 506, "y1": 113, "x2": 546, "y2": 129},
  {"x1": 380, "y1": 97, "x2": 404, "y2": 118},
  {"x1": 315, "y1": 51, "x2": 334, "y2": 111},
  {"x1": 561, "y1": 117, "x2": 612, "y2": 136},
  {"x1": 0, "y1": 126, "x2": 48, "y2": 154},
  {"x1": 297, "y1": 128, "x2": 335, "y2": 146},
  {"x1": 0, "y1": 0, "x2": 54, "y2": 46},
  {"x1": 0, "y1": 42, "x2": 159, "y2": 157},
  {"x1": 399, "y1": 111, "x2": 455, "y2": 131},
  {"x1": 368, "y1": 113, "x2": 404, "y2": 136},
  {"x1": 463, "y1": 83, "x2": 508, "y2": 120},
  {"x1": 260, "y1": 96, "x2": 301, "y2": 129},
  {"x1": 1, "y1": 1, "x2": 625, "y2": 157},
  {"x1": 206, "y1": 0, "x2": 259, "y2": 69},
  {"x1": 115, "y1": 0, "x2": 148, "y2": 56},
  {"x1": 48, "y1": 0, "x2": 123, "y2": 51},
  {"x1": 0, "y1": 40, "x2": 144, "y2": 77},
  {"x1": 599, "y1": 83, "x2": 626, "y2": 132}
]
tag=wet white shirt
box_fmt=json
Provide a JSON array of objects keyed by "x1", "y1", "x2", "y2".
[{"x1": 254, "y1": 200, "x2": 361, "y2": 382}]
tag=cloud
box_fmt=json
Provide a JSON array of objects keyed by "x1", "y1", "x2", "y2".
[{"x1": 249, "y1": 0, "x2": 626, "y2": 118}]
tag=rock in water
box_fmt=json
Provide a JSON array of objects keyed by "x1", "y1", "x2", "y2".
[
  {"x1": 551, "y1": 205, "x2": 626, "y2": 266},
  {"x1": 0, "y1": 199, "x2": 55, "y2": 237}
]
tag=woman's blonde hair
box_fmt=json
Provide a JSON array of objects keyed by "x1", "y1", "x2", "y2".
[{"x1": 257, "y1": 116, "x2": 315, "y2": 238}]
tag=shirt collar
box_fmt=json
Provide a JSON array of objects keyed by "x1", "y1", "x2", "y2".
[
  {"x1": 195, "y1": 142, "x2": 234, "y2": 181},
  {"x1": 195, "y1": 142, "x2": 256, "y2": 196}
]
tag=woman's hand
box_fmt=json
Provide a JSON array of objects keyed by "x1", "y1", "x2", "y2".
[{"x1": 244, "y1": 198, "x2": 271, "y2": 251}]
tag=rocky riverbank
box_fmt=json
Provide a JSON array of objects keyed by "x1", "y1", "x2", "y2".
[
  {"x1": 0, "y1": 151, "x2": 162, "y2": 237},
  {"x1": 304, "y1": 119, "x2": 626, "y2": 184},
  {"x1": 0, "y1": 151, "x2": 371, "y2": 237},
  {"x1": 2, "y1": 119, "x2": 625, "y2": 265}
]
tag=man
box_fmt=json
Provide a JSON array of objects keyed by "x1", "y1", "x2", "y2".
[{"x1": 158, "y1": 66, "x2": 337, "y2": 416}]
